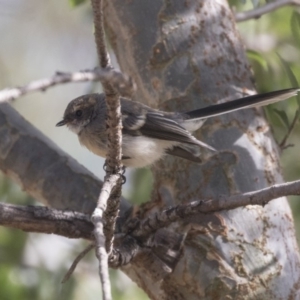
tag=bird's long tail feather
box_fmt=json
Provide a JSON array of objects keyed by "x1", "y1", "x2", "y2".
[{"x1": 185, "y1": 88, "x2": 299, "y2": 120}]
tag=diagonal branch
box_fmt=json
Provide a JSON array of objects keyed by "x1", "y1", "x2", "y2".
[
  {"x1": 235, "y1": 0, "x2": 300, "y2": 22},
  {"x1": 62, "y1": 243, "x2": 95, "y2": 284},
  {"x1": 129, "y1": 179, "x2": 300, "y2": 239},
  {"x1": 0, "y1": 68, "x2": 134, "y2": 103}
]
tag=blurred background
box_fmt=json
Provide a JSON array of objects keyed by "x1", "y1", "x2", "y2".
[{"x1": 0, "y1": 0, "x2": 300, "y2": 299}]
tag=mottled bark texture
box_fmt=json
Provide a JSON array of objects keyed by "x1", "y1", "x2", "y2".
[{"x1": 104, "y1": 1, "x2": 300, "y2": 299}]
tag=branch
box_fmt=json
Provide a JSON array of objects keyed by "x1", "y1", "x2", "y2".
[
  {"x1": 91, "y1": 0, "x2": 111, "y2": 69},
  {"x1": 90, "y1": 0, "x2": 124, "y2": 299},
  {"x1": 91, "y1": 175, "x2": 119, "y2": 300},
  {"x1": 129, "y1": 179, "x2": 300, "y2": 239},
  {"x1": 91, "y1": 0, "x2": 125, "y2": 255},
  {"x1": 0, "y1": 68, "x2": 135, "y2": 103},
  {"x1": 235, "y1": 0, "x2": 300, "y2": 22},
  {"x1": 101, "y1": 90, "x2": 124, "y2": 254},
  {"x1": 0, "y1": 202, "x2": 94, "y2": 239},
  {"x1": 2, "y1": 179, "x2": 300, "y2": 269}
]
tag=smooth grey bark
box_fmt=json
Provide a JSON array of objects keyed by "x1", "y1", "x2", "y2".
[{"x1": 104, "y1": 0, "x2": 300, "y2": 299}]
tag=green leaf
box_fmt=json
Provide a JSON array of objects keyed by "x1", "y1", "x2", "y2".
[
  {"x1": 273, "y1": 108, "x2": 290, "y2": 129},
  {"x1": 247, "y1": 49, "x2": 268, "y2": 70},
  {"x1": 69, "y1": 0, "x2": 86, "y2": 7},
  {"x1": 291, "y1": 12, "x2": 300, "y2": 47},
  {"x1": 277, "y1": 53, "x2": 300, "y2": 107}
]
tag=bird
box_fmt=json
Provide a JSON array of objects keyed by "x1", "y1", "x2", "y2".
[{"x1": 56, "y1": 88, "x2": 299, "y2": 168}]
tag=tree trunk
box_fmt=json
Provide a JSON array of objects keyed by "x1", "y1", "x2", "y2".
[{"x1": 104, "y1": 0, "x2": 300, "y2": 299}]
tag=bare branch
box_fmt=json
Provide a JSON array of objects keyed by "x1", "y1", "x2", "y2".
[
  {"x1": 102, "y1": 92, "x2": 124, "y2": 252},
  {"x1": 90, "y1": 0, "x2": 124, "y2": 298},
  {"x1": 92, "y1": 179, "x2": 113, "y2": 300},
  {"x1": 90, "y1": 0, "x2": 124, "y2": 263},
  {"x1": 0, "y1": 201, "x2": 138, "y2": 269},
  {"x1": 2, "y1": 178, "x2": 298, "y2": 242},
  {"x1": 90, "y1": 0, "x2": 111, "y2": 69},
  {"x1": 91, "y1": 162, "x2": 122, "y2": 299},
  {"x1": 92, "y1": 0, "x2": 124, "y2": 256},
  {"x1": 130, "y1": 179, "x2": 300, "y2": 239},
  {"x1": 0, "y1": 202, "x2": 94, "y2": 239},
  {"x1": 2, "y1": 178, "x2": 300, "y2": 270},
  {"x1": 0, "y1": 68, "x2": 135, "y2": 103},
  {"x1": 235, "y1": 0, "x2": 300, "y2": 22}
]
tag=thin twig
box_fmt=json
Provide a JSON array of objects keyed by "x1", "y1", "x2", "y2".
[
  {"x1": 0, "y1": 68, "x2": 135, "y2": 103},
  {"x1": 90, "y1": 0, "x2": 111, "y2": 69},
  {"x1": 279, "y1": 109, "x2": 299, "y2": 149},
  {"x1": 235, "y1": 0, "x2": 300, "y2": 22},
  {"x1": 90, "y1": 1, "x2": 123, "y2": 299},
  {"x1": 92, "y1": 177, "x2": 119, "y2": 300},
  {"x1": 102, "y1": 91, "x2": 123, "y2": 253},
  {"x1": 61, "y1": 243, "x2": 95, "y2": 283},
  {"x1": 91, "y1": 0, "x2": 123, "y2": 258}
]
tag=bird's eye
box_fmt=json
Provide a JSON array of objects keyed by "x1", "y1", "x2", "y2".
[{"x1": 75, "y1": 110, "x2": 83, "y2": 117}]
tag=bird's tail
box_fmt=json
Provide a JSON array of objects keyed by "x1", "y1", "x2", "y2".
[{"x1": 185, "y1": 88, "x2": 299, "y2": 121}]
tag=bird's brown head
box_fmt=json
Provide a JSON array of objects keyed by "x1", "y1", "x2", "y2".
[{"x1": 56, "y1": 94, "x2": 99, "y2": 134}]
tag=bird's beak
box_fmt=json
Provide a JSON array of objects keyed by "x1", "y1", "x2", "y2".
[{"x1": 56, "y1": 119, "x2": 67, "y2": 127}]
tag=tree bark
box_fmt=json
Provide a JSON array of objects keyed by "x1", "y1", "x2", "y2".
[{"x1": 104, "y1": 0, "x2": 300, "y2": 299}]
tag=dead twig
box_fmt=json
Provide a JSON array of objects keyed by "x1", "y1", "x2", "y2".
[
  {"x1": 62, "y1": 243, "x2": 95, "y2": 283},
  {"x1": 0, "y1": 68, "x2": 134, "y2": 103},
  {"x1": 90, "y1": 0, "x2": 124, "y2": 299},
  {"x1": 235, "y1": 0, "x2": 300, "y2": 22}
]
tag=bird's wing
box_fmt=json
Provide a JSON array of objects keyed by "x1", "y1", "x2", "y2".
[
  {"x1": 122, "y1": 111, "x2": 147, "y2": 131},
  {"x1": 120, "y1": 99, "x2": 215, "y2": 151},
  {"x1": 166, "y1": 145, "x2": 203, "y2": 163},
  {"x1": 140, "y1": 112, "x2": 195, "y2": 143}
]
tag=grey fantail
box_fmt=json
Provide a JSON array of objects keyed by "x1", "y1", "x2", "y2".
[{"x1": 56, "y1": 88, "x2": 299, "y2": 168}]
